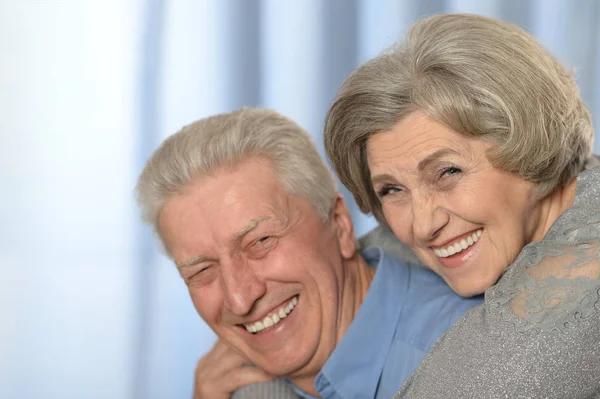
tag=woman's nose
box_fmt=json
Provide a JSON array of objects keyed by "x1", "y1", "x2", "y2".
[{"x1": 411, "y1": 192, "x2": 449, "y2": 242}]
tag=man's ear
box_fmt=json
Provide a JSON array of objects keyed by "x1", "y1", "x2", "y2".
[{"x1": 331, "y1": 194, "x2": 357, "y2": 259}]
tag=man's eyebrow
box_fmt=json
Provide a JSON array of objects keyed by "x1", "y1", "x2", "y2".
[
  {"x1": 176, "y1": 216, "x2": 273, "y2": 269},
  {"x1": 178, "y1": 255, "x2": 208, "y2": 269},
  {"x1": 417, "y1": 149, "x2": 459, "y2": 172},
  {"x1": 233, "y1": 216, "x2": 272, "y2": 240}
]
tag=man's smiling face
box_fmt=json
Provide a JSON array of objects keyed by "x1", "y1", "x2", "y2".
[{"x1": 158, "y1": 157, "x2": 355, "y2": 378}]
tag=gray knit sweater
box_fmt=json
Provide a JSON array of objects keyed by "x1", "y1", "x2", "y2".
[{"x1": 231, "y1": 378, "x2": 298, "y2": 399}]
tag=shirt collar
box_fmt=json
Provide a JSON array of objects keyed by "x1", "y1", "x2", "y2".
[{"x1": 312, "y1": 246, "x2": 410, "y2": 398}]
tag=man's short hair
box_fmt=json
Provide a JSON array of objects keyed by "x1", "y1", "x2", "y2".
[{"x1": 137, "y1": 108, "x2": 338, "y2": 253}]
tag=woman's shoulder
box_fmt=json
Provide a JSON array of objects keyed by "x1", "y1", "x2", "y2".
[
  {"x1": 394, "y1": 295, "x2": 600, "y2": 398},
  {"x1": 487, "y1": 165, "x2": 600, "y2": 334}
]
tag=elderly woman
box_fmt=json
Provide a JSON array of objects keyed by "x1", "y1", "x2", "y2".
[{"x1": 324, "y1": 13, "x2": 600, "y2": 398}]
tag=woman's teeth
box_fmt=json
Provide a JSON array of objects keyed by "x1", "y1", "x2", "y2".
[
  {"x1": 244, "y1": 296, "x2": 298, "y2": 334},
  {"x1": 434, "y1": 229, "x2": 482, "y2": 258}
]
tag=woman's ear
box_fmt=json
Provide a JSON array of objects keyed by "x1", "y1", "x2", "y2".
[{"x1": 331, "y1": 194, "x2": 357, "y2": 259}]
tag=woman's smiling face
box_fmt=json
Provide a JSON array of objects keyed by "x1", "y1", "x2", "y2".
[{"x1": 366, "y1": 111, "x2": 543, "y2": 297}]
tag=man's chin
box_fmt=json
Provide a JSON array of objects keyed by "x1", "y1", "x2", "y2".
[
  {"x1": 254, "y1": 357, "x2": 306, "y2": 377},
  {"x1": 246, "y1": 348, "x2": 316, "y2": 378}
]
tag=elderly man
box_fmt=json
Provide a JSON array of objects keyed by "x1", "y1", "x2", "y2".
[{"x1": 136, "y1": 108, "x2": 482, "y2": 399}]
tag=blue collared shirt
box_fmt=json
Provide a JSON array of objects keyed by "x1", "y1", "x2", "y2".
[{"x1": 287, "y1": 246, "x2": 483, "y2": 399}]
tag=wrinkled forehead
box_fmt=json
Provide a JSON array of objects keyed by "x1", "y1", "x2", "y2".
[
  {"x1": 157, "y1": 161, "x2": 296, "y2": 253},
  {"x1": 366, "y1": 112, "x2": 485, "y2": 172}
]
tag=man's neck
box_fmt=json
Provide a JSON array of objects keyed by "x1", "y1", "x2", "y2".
[{"x1": 289, "y1": 254, "x2": 376, "y2": 397}]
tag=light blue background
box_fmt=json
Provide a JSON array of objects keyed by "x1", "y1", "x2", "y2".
[{"x1": 2, "y1": 1, "x2": 599, "y2": 398}]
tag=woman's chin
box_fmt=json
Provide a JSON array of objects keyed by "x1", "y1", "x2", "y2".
[{"x1": 445, "y1": 276, "x2": 491, "y2": 298}]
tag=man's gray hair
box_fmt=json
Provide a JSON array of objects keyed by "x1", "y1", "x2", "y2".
[{"x1": 136, "y1": 108, "x2": 337, "y2": 248}]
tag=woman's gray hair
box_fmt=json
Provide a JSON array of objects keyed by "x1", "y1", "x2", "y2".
[
  {"x1": 324, "y1": 13, "x2": 594, "y2": 221},
  {"x1": 137, "y1": 108, "x2": 337, "y2": 244}
]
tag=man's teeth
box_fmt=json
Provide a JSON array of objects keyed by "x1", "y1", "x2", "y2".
[
  {"x1": 244, "y1": 296, "x2": 298, "y2": 334},
  {"x1": 434, "y1": 229, "x2": 482, "y2": 258}
]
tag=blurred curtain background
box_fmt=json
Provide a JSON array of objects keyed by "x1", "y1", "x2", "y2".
[{"x1": 2, "y1": 1, "x2": 599, "y2": 398}]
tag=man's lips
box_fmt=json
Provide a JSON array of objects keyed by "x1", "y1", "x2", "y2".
[{"x1": 241, "y1": 295, "x2": 298, "y2": 334}]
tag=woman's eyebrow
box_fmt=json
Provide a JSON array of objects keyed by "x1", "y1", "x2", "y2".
[
  {"x1": 371, "y1": 173, "x2": 397, "y2": 186},
  {"x1": 417, "y1": 149, "x2": 459, "y2": 172}
]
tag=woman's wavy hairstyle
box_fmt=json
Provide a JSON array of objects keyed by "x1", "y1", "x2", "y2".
[{"x1": 324, "y1": 13, "x2": 593, "y2": 221}]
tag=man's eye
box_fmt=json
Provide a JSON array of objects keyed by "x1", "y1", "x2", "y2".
[
  {"x1": 248, "y1": 236, "x2": 278, "y2": 258},
  {"x1": 254, "y1": 236, "x2": 276, "y2": 249},
  {"x1": 184, "y1": 266, "x2": 211, "y2": 286}
]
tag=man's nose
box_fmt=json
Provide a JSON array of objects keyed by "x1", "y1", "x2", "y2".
[{"x1": 220, "y1": 257, "x2": 267, "y2": 316}]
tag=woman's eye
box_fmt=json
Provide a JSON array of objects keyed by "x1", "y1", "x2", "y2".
[
  {"x1": 441, "y1": 166, "x2": 462, "y2": 178},
  {"x1": 376, "y1": 185, "x2": 402, "y2": 198}
]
